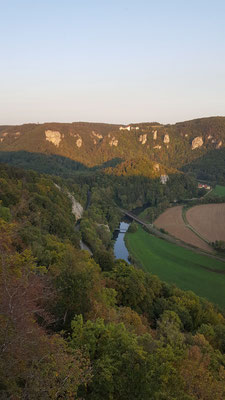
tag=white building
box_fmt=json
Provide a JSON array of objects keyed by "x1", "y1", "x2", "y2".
[
  {"x1": 119, "y1": 125, "x2": 140, "y2": 131},
  {"x1": 119, "y1": 126, "x2": 131, "y2": 131}
]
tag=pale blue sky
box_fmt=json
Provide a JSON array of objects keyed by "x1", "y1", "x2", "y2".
[{"x1": 1, "y1": 0, "x2": 225, "y2": 125}]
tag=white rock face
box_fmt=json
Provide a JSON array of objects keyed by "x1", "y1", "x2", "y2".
[
  {"x1": 153, "y1": 145, "x2": 161, "y2": 149},
  {"x1": 109, "y1": 137, "x2": 118, "y2": 146},
  {"x1": 192, "y1": 136, "x2": 203, "y2": 150},
  {"x1": 76, "y1": 137, "x2": 82, "y2": 148},
  {"x1": 139, "y1": 134, "x2": 147, "y2": 144},
  {"x1": 45, "y1": 130, "x2": 62, "y2": 147},
  {"x1": 91, "y1": 131, "x2": 103, "y2": 144},
  {"x1": 54, "y1": 184, "x2": 83, "y2": 220},
  {"x1": 92, "y1": 131, "x2": 103, "y2": 139},
  {"x1": 153, "y1": 130, "x2": 157, "y2": 140},
  {"x1": 164, "y1": 134, "x2": 170, "y2": 144},
  {"x1": 69, "y1": 132, "x2": 82, "y2": 147},
  {"x1": 67, "y1": 192, "x2": 83, "y2": 220},
  {"x1": 217, "y1": 140, "x2": 222, "y2": 149}
]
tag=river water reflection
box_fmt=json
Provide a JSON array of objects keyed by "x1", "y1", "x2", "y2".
[{"x1": 114, "y1": 221, "x2": 131, "y2": 263}]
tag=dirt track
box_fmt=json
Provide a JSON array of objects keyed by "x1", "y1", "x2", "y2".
[
  {"x1": 154, "y1": 206, "x2": 212, "y2": 252},
  {"x1": 186, "y1": 204, "x2": 225, "y2": 243}
]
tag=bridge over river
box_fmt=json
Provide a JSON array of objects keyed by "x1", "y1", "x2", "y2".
[{"x1": 119, "y1": 208, "x2": 153, "y2": 228}]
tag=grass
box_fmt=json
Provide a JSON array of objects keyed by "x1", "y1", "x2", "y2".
[
  {"x1": 125, "y1": 226, "x2": 225, "y2": 309},
  {"x1": 210, "y1": 185, "x2": 225, "y2": 197}
]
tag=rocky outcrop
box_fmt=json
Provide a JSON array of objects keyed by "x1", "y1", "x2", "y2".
[
  {"x1": 153, "y1": 145, "x2": 161, "y2": 149},
  {"x1": 139, "y1": 134, "x2": 147, "y2": 144},
  {"x1": 217, "y1": 140, "x2": 222, "y2": 149},
  {"x1": 54, "y1": 184, "x2": 83, "y2": 220},
  {"x1": 164, "y1": 134, "x2": 170, "y2": 144},
  {"x1": 76, "y1": 137, "x2": 82, "y2": 148},
  {"x1": 153, "y1": 130, "x2": 157, "y2": 140},
  {"x1": 45, "y1": 130, "x2": 62, "y2": 147},
  {"x1": 109, "y1": 137, "x2": 118, "y2": 146},
  {"x1": 192, "y1": 136, "x2": 203, "y2": 150},
  {"x1": 91, "y1": 131, "x2": 103, "y2": 145},
  {"x1": 67, "y1": 192, "x2": 83, "y2": 219},
  {"x1": 92, "y1": 131, "x2": 103, "y2": 139}
]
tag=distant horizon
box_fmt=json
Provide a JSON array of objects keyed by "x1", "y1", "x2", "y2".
[{"x1": 1, "y1": 114, "x2": 225, "y2": 127}]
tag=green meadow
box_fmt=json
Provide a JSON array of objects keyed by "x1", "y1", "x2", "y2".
[
  {"x1": 126, "y1": 226, "x2": 225, "y2": 309},
  {"x1": 210, "y1": 184, "x2": 225, "y2": 197}
]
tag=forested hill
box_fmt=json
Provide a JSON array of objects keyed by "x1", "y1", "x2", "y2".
[
  {"x1": 1, "y1": 162, "x2": 225, "y2": 399},
  {"x1": 104, "y1": 158, "x2": 178, "y2": 178},
  {"x1": 0, "y1": 117, "x2": 225, "y2": 170}
]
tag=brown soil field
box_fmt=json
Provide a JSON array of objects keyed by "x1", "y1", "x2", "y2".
[
  {"x1": 186, "y1": 204, "x2": 225, "y2": 243},
  {"x1": 154, "y1": 206, "x2": 212, "y2": 252}
]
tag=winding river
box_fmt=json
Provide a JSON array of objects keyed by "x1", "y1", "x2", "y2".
[{"x1": 114, "y1": 221, "x2": 131, "y2": 263}]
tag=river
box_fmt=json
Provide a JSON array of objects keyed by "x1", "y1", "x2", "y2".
[
  {"x1": 114, "y1": 221, "x2": 131, "y2": 263},
  {"x1": 113, "y1": 206, "x2": 149, "y2": 263}
]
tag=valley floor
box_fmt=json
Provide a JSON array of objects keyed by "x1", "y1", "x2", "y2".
[{"x1": 125, "y1": 226, "x2": 225, "y2": 309}]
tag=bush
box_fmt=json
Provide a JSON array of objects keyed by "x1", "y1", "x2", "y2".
[{"x1": 128, "y1": 222, "x2": 138, "y2": 233}]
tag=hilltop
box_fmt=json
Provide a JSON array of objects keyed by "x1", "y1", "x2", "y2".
[{"x1": 104, "y1": 157, "x2": 178, "y2": 178}]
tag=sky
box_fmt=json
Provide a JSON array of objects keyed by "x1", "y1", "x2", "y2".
[{"x1": 0, "y1": 0, "x2": 225, "y2": 125}]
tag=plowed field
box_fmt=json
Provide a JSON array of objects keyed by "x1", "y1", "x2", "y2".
[
  {"x1": 154, "y1": 206, "x2": 212, "y2": 252},
  {"x1": 186, "y1": 204, "x2": 225, "y2": 243}
]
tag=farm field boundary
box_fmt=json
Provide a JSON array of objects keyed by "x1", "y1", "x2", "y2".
[
  {"x1": 153, "y1": 206, "x2": 212, "y2": 253},
  {"x1": 182, "y1": 206, "x2": 210, "y2": 245},
  {"x1": 185, "y1": 203, "x2": 225, "y2": 244}
]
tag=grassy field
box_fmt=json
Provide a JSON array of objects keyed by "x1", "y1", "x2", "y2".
[
  {"x1": 210, "y1": 184, "x2": 225, "y2": 197},
  {"x1": 126, "y1": 226, "x2": 225, "y2": 309}
]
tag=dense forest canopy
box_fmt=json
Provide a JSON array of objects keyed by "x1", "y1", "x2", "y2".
[{"x1": 1, "y1": 161, "x2": 225, "y2": 399}]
